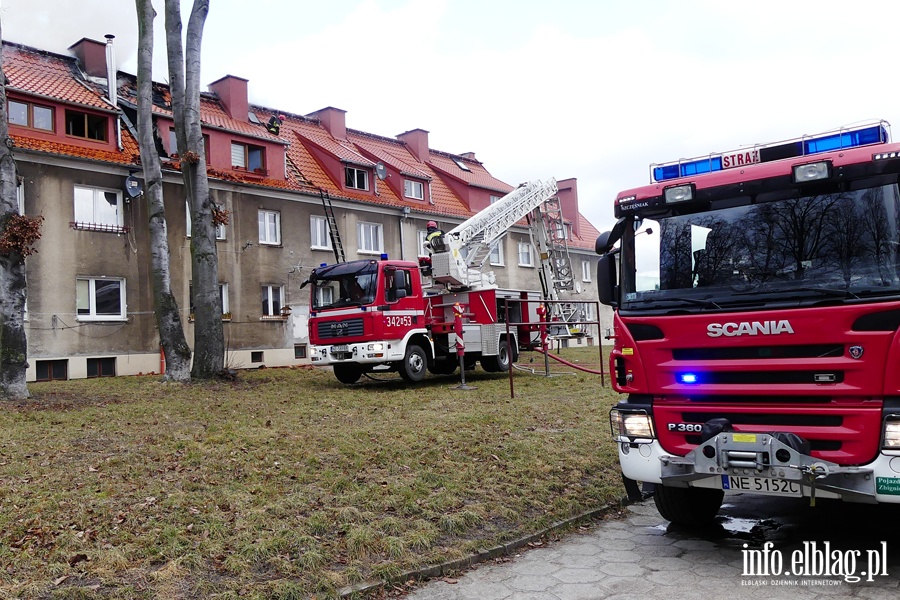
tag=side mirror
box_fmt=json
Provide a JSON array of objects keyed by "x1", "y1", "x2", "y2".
[
  {"x1": 597, "y1": 254, "x2": 618, "y2": 307},
  {"x1": 595, "y1": 218, "x2": 628, "y2": 255}
]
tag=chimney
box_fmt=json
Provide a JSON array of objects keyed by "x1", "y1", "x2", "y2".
[
  {"x1": 309, "y1": 107, "x2": 347, "y2": 140},
  {"x1": 104, "y1": 35, "x2": 117, "y2": 107},
  {"x1": 68, "y1": 37, "x2": 108, "y2": 78},
  {"x1": 555, "y1": 178, "x2": 580, "y2": 237},
  {"x1": 209, "y1": 75, "x2": 249, "y2": 122},
  {"x1": 397, "y1": 128, "x2": 430, "y2": 163}
]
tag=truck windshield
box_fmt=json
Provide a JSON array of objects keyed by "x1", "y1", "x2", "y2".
[
  {"x1": 623, "y1": 182, "x2": 900, "y2": 310},
  {"x1": 311, "y1": 261, "x2": 378, "y2": 309}
]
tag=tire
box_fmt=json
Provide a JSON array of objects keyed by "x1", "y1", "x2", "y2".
[
  {"x1": 399, "y1": 344, "x2": 428, "y2": 382},
  {"x1": 428, "y1": 359, "x2": 458, "y2": 375},
  {"x1": 481, "y1": 339, "x2": 511, "y2": 373},
  {"x1": 333, "y1": 363, "x2": 363, "y2": 384},
  {"x1": 653, "y1": 484, "x2": 723, "y2": 527}
]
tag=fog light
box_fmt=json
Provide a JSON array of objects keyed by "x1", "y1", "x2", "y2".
[
  {"x1": 883, "y1": 419, "x2": 900, "y2": 449},
  {"x1": 610, "y1": 409, "x2": 655, "y2": 441}
]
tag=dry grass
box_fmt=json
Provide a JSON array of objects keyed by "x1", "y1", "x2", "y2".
[{"x1": 0, "y1": 347, "x2": 623, "y2": 599}]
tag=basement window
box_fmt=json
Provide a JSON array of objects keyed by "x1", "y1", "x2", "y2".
[
  {"x1": 36, "y1": 359, "x2": 68, "y2": 382},
  {"x1": 87, "y1": 357, "x2": 116, "y2": 378}
]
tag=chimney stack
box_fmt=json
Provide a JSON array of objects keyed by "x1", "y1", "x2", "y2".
[
  {"x1": 309, "y1": 107, "x2": 347, "y2": 140},
  {"x1": 397, "y1": 128, "x2": 430, "y2": 163},
  {"x1": 68, "y1": 38, "x2": 108, "y2": 78},
  {"x1": 209, "y1": 75, "x2": 249, "y2": 122}
]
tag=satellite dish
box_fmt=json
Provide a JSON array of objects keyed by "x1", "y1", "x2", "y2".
[
  {"x1": 124, "y1": 175, "x2": 143, "y2": 198},
  {"x1": 375, "y1": 162, "x2": 387, "y2": 180}
]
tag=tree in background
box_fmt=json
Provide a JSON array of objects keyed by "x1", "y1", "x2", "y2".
[
  {"x1": 135, "y1": 0, "x2": 192, "y2": 381},
  {"x1": 164, "y1": 0, "x2": 224, "y2": 378},
  {"x1": 0, "y1": 20, "x2": 41, "y2": 399}
]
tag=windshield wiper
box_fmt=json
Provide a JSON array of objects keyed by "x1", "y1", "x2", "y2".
[
  {"x1": 633, "y1": 296, "x2": 722, "y2": 309},
  {"x1": 732, "y1": 286, "x2": 859, "y2": 300}
]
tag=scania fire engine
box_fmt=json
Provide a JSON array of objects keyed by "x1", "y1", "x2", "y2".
[
  {"x1": 308, "y1": 179, "x2": 568, "y2": 384},
  {"x1": 595, "y1": 121, "x2": 900, "y2": 525}
]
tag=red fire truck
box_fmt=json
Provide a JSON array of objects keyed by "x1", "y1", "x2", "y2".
[
  {"x1": 595, "y1": 121, "x2": 900, "y2": 525},
  {"x1": 308, "y1": 180, "x2": 564, "y2": 384}
]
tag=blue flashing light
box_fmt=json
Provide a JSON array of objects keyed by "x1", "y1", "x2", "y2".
[
  {"x1": 652, "y1": 122, "x2": 890, "y2": 183},
  {"x1": 380, "y1": 253, "x2": 389, "y2": 260},
  {"x1": 678, "y1": 373, "x2": 699, "y2": 384},
  {"x1": 320, "y1": 263, "x2": 327, "y2": 267}
]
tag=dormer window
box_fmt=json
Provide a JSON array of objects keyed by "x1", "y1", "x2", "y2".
[
  {"x1": 9, "y1": 100, "x2": 54, "y2": 131},
  {"x1": 65, "y1": 109, "x2": 107, "y2": 141},
  {"x1": 345, "y1": 166, "x2": 369, "y2": 191},
  {"x1": 231, "y1": 142, "x2": 266, "y2": 174},
  {"x1": 404, "y1": 179, "x2": 424, "y2": 200}
]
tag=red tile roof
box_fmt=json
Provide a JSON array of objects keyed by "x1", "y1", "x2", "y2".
[{"x1": 3, "y1": 40, "x2": 599, "y2": 251}]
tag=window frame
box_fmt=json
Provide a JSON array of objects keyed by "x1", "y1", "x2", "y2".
[
  {"x1": 76, "y1": 277, "x2": 126, "y2": 321},
  {"x1": 258, "y1": 209, "x2": 282, "y2": 246},
  {"x1": 73, "y1": 185, "x2": 124, "y2": 232},
  {"x1": 9, "y1": 99, "x2": 54, "y2": 132},
  {"x1": 404, "y1": 179, "x2": 424, "y2": 200},
  {"x1": 518, "y1": 242, "x2": 534, "y2": 267},
  {"x1": 489, "y1": 237, "x2": 505, "y2": 267},
  {"x1": 189, "y1": 282, "x2": 230, "y2": 318},
  {"x1": 310, "y1": 215, "x2": 332, "y2": 251},
  {"x1": 345, "y1": 166, "x2": 369, "y2": 191},
  {"x1": 582, "y1": 259, "x2": 592, "y2": 283},
  {"x1": 64, "y1": 109, "x2": 108, "y2": 141},
  {"x1": 186, "y1": 201, "x2": 226, "y2": 240},
  {"x1": 357, "y1": 221, "x2": 384, "y2": 254},
  {"x1": 231, "y1": 141, "x2": 267, "y2": 173},
  {"x1": 417, "y1": 229, "x2": 428, "y2": 256},
  {"x1": 261, "y1": 284, "x2": 285, "y2": 317}
]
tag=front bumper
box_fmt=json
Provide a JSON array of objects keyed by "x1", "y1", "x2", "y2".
[
  {"x1": 310, "y1": 340, "x2": 405, "y2": 366},
  {"x1": 618, "y1": 432, "x2": 900, "y2": 504}
]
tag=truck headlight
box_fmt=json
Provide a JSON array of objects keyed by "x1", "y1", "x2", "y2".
[
  {"x1": 367, "y1": 343, "x2": 384, "y2": 351},
  {"x1": 883, "y1": 417, "x2": 900, "y2": 449},
  {"x1": 610, "y1": 408, "x2": 655, "y2": 442}
]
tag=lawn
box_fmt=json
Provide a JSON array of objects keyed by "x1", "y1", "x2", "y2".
[{"x1": 0, "y1": 347, "x2": 624, "y2": 599}]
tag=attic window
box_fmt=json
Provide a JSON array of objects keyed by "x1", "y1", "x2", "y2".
[
  {"x1": 453, "y1": 158, "x2": 471, "y2": 172},
  {"x1": 345, "y1": 166, "x2": 369, "y2": 191},
  {"x1": 9, "y1": 100, "x2": 54, "y2": 131},
  {"x1": 65, "y1": 110, "x2": 107, "y2": 141},
  {"x1": 404, "y1": 179, "x2": 424, "y2": 200},
  {"x1": 231, "y1": 142, "x2": 266, "y2": 174}
]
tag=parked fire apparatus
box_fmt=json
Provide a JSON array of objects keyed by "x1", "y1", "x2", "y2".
[
  {"x1": 308, "y1": 179, "x2": 567, "y2": 384},
  {"x1": 595, "y1": 121, "x2": 900, "y2": 525}
]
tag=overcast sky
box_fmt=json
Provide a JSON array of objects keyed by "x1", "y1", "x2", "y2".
[{"x1": 3, "y1": 0, "x2": 900, "y2": 234}]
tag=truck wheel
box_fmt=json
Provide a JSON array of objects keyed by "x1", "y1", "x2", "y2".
[
  {"x1": 481, "y1": 340, "x2": 511, "y2": 373},
  {"x1": 399, "y1": 344, "x2": 427, "y2": 382},
  {"x1": 333, "y1": 363, "x2": 363, "y2": 384},
  {"x1": 653, "y1": 485, "x2": 723, "y2": 527}
]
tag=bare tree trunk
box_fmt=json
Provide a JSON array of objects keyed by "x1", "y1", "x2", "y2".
[
  {"x1": 0, "y1": 22, "x2": 30, "y2": 399},
  {"x1": 135, "y1": 0, "x2": 191, "y2": 382},
  {"x1": 164, "y1": 0, "x2": 223, "y2": 379}
]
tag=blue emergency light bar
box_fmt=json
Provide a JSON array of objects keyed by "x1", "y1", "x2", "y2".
[{"x1": 651, "y1": 121, "x2": 890, "y2": 183}]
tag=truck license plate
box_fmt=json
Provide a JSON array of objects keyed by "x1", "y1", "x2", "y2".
[
  {"x1": 721, "y1": 475, "x2": 801, "y2": 497},
  {"x1": 331, "y1": 345, "x2": 349, "y2": 353}
]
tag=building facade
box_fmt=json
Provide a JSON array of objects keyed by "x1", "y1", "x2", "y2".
[{"x1": 4, "y1": 37, "x2": 609, "y2": 382}]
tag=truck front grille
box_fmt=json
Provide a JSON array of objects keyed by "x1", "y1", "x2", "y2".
[{"x1": 317, "y1": 318, "x2": 364, "y2": 339}]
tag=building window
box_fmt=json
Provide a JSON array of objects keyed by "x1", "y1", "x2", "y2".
[
  {"x1": 231, "y1": 142, "x2": 266, "y2": 173},
  {"x1": 518, "y1": 242, "x2": 533, "y2": 267},
  {"x1": 251, "y1": 351, "x2": 264, "y2": 363},
  {"x1": 490, "y1": 195, "x2": 501, "y2": 205},
  {"x1": 294, "y1": 344, "x2": 307, "y2": 359},
  {"x1": 76, "y1": 277, "x2": 126, "y2": 321},
  {"x1": 310, "y1": 215, "x2": 332, "y2": 250},
  {"x1": 9, "y1": 100, "x2": 54, "y2": 131},
  {"x1": 345, "y1": 166, "x2": 369, "y2": 191},
  {"x1": 452, "y1": 158, "x2": 471, "y2": 172},
  {"x1": 189, "y1": 283, "x2": 229, "y2": 318},
  {"x1": 17, "y1": 179, "x2": 24, "y2": 215},
  {"x1": 258, "y1": 210, "x2": 281, "y2": 245},
  {"x1": 489, "y1": 238, "x2": 504, "y2": 266},
  {"x1": 315, "y1": 286, "x2": 333, "y2": 307},
  {"x1": 261, "y1": 284, "x2": 284, "y2": 317},
  {"x1": 582, "y1": 259, "x2": 592, "y2": 283},
  {"x1": 357, "y1": 221, "x2": 383, "y2": 254},
  {"x1": 186, "y1": 202, "x2": 226, "y2": 239},
  {"x1": 73, "y1": 186, "x2": 124, "y2": 232},
  {"x1": 417, "y1": 229, "x2": 428, "y2": 256},
  {"x1": 65, "y1": 109, "x2": 107, "y2": 141},
  {"x1": 169, "y1": 129, "x2": 210, "y2": 158},
  {"x1": 404, "y1": 179, "x2": 424, "y2": 200},
  {"x1": 36, "y1": 359, "x2": 68, "y2": 382},
  {"x1": 87, "y1": 357, "x2": 116, "y2": 378}
]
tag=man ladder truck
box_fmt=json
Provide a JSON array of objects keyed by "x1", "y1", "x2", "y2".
[{"x1": 307, "y1": 179, "x2": 572, "y2": 384}]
